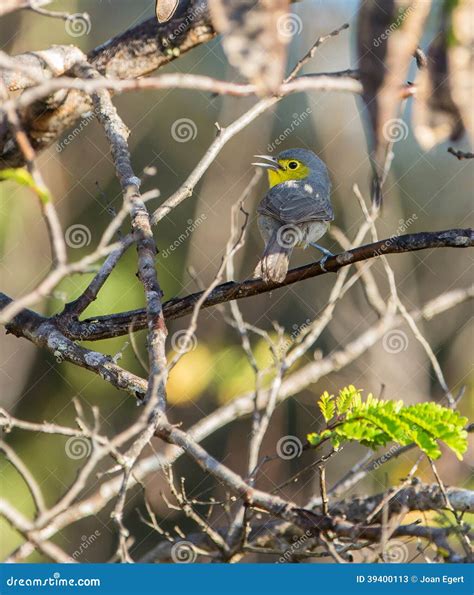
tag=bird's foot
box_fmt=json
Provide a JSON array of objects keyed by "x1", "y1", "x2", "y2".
[
  {"x1": 310, "y1": 243, "x2": 334, "y2": 271},
  {"x1": 318, "y1": 255, "x2": 329, "y2": 272}
]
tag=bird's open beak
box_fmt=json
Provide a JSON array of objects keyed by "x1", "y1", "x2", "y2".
[{"x1": 251, "y1": 155, "x2": 283, "y2": 171}]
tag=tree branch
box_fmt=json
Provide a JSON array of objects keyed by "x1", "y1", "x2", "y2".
[
  {"x1": 320, "y1": 482, "x2": 474, "y2": 522},
  {"x1": 0, "y1": 304, "x2": 147, "y2": 398},
  {"x1": 0, "y1": 0, "x2": 52, "y2": 17},
  {"x1": 64, "y1": 228, "x2": 473, "y2": 341},
  {"x1": 2, "y1": 284, "x2": 470, "y2": 561},
  {"x1": 447, "y1": 147, "x2": 474, "y2": 160},
  {"x1": 1, "y1": 0, "x2": 214, "y2": 167}
]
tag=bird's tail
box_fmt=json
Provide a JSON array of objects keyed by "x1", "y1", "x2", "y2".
[{"x1": 254, "y1": 231, "x2": 292, "y2": 283}]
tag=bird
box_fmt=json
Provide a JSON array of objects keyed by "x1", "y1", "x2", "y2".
[{"x1": 252, "y1": 148, "x2": 334, "y2": 283}]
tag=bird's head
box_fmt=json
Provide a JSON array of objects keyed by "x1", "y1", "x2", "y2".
[{"x1": 252, "y1": 148, "x2": 322, "y2": 188}]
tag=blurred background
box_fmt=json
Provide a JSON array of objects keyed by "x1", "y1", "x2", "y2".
[{"x1": 0, "y1": 0, "x2": 472, "y2": 561}]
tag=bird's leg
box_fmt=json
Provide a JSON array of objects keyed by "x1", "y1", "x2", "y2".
[{"x1": 309, "y1": 243, "x2": 334, "y2": 272}]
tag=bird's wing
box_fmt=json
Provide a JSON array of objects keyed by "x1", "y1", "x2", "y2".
[{"x1": 257, "y1": 179, "x2": 333, "y2": 224}]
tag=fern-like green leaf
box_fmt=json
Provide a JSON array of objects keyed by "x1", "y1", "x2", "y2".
[
  {"x1": 318, "y1": 391, "x2": 336, "y2": 422},
  {"x1": 308, "y1": 386, "x2": 469, "y2": 461},
  {"x1": 400, "y1": 403, "x2": 468, "y2": 460},
  {"x1": 336, "y1": 385, "x2": 360, "y2": 414},
  {"x1": 334, "y1": 419, "x2": 389, "y2": 449},
  {"x1": 438, "y1": 430, "x2": 468, "y2": 461}
]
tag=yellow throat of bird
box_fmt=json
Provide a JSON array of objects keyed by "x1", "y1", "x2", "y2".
[{"x1": 267, "y1": 160, "x2": 310, "y2": 188}]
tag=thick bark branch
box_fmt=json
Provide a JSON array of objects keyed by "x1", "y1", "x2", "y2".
[
  {"x1": 64, "y1": 228, "x2": 473, "y2": 341},
  {"x1": 0, "y1": 0, "x2": 214, "y2": 167},
  {"x1": 320, "y1": 482, "x2": 474, "y2": 522},
  {"x1": 1, "y1": 302, "x2": 147, "y2": 398}
]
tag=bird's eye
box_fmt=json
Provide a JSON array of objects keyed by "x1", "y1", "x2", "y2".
[{"x1": 288, "y1": 161, "x2": 299, "y2": 170}]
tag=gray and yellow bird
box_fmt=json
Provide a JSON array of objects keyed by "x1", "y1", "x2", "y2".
[{"x1": 253, "y1": 148, "x2": 334, "y2": 283}]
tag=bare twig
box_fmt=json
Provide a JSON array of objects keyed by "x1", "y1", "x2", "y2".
[{"x1": 447, "y1": 147, "x2": 474, "y2": 160}]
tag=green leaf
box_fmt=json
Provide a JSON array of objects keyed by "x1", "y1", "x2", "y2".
[
  {"x1": 330, "y1": 433, "x2": 343, "y2": 450},
  {"x1": 0, "y1": 168, "x2": 51, "y2": 204},
  {"x1": 336, "y1": 385, "x2": 361, "y2": 414},
  {"x1": 318, "y1": 391, "x2": 336, "y2": 423},
  {"x1": 307, "y1": 429, "x2": 332, "y2": 447},
  {"x1": 307, "y1": 386, "x2": 469, "y2": 461},
  {"x1": 335, "y1": 419, "x2": 388, "y2": 447}
]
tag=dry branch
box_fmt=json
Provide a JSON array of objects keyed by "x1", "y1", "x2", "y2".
[
  {"x1": 1, "y1": 0, "x2": 215, "y2": 167},
  {"x1": 65, "y1": 228, "x2": 473, "y2": 341}
]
